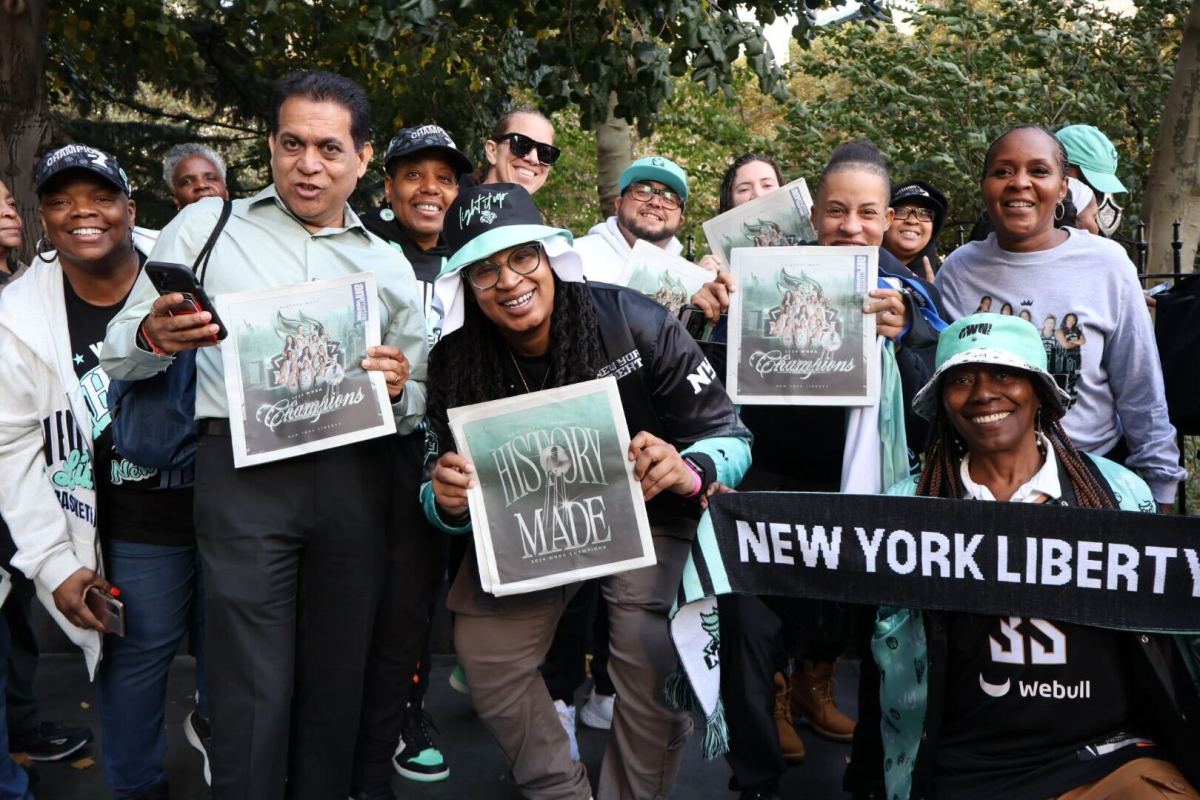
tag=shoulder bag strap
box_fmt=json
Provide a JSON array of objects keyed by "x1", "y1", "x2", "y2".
[{"x1": 194, "y1": 198, "x2": 233, "y2": 286}]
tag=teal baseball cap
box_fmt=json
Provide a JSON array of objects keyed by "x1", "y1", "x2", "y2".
[
  {"x1": 433, "y1": 183, "x2": 581, "y2": 338},
  {"x1": 619, "y1": 156, "x2": 689, "y2": 205},
  {"x1": 1055, "y1": 125, "x2": 1128, "y2": 195},
  {"x1": 912, "y1": 313, "x2": 1071, "y2": 421}
]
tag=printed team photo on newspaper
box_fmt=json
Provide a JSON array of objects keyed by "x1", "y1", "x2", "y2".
[
  {"x1": 702, "y1": 177, "x2": 818, "y2": 269},
  {"x1": 218, "y1": 272, "x2": 396, "y2": 467},
  {"x1": 727, "y1": 245, "x2": 879, "y2": 406}
]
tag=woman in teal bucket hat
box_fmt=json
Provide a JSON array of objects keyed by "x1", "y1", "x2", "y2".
[{"x1": 846, "y1": 314, "x2": 1200, "y2": 800}]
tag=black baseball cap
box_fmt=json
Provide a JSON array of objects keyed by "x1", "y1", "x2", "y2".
[
  {"x1": 383, "y1": 125, "x2": 473, "y2": 176},
  {"x1": 36, "y1": 144, "x2": 131, "y2": 195},
  {"x1": 890, "y1": 180, "x2": 947, "y2": 216}
]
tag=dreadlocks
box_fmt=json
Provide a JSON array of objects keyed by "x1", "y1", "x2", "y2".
[
  {"x1": 915, "y1": 390, "x2": 1116, "y2": 510},
  {"x1": 426, "y1": 274, "x2": 606, "y2": 454}
]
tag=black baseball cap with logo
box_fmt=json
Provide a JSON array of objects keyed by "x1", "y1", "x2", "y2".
[
  {"x1": 35, "y1": 144, "x2": 131, "y2": 196},
  {"x1": 383, "y1": 125, "x2": 473, "y2": 176}
]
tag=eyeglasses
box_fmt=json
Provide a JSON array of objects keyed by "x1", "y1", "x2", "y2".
[
  {"x1": 894, "y1": 206, "x2": 935, "y2": 223},
  {"x1": 464, "y1": 244, "x2": 543, "y2": 290},
  {"x1": 492, "y1": 133, "x2": 561, "y2": 166},
  {"x1": 626, "y1": 182, "x2": 683, "y2": 211}
]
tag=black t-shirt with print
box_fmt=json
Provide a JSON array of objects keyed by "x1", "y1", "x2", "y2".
[
  {"x1": 64, "y1": 275, "x2": 194, "y2": 546},
  {"x1": 931, "y1": 613, "x2": 1154, "y2": 799}
]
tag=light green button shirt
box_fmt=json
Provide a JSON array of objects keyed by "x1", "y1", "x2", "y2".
[{"x1": 101, "y1": 186, "x2": 428, "y2": 434}]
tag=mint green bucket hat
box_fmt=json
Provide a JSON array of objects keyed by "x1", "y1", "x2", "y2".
[{"x1": 911, "y1": 313, "x2": 1071, "y2": 421}]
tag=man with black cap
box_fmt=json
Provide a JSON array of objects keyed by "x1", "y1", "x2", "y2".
[
  {"x1": 349, "y1": 124, "x2": 472, "y2": 797},
  {"x1": 574, "y1": 155, "x2": 690, "y2": 284},
  {"x1": 883, "y1": 179, "x2": 949, "y2": 276}
]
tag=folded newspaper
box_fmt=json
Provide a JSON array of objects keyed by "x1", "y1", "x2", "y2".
[
  {"x1": 702, "y1": 177, "x2": 817, "y2": 270},
  {"x1": 448, "y1": 377, "x2": 656, "y2": 596},
  {"x1": 727, "y1": 246, "x2": 879, "y2": 405},
  {"x1": 218, "y1": 272, "x2": 396, "y2": 467},
  {"x1": 616, "y1": 239, "x2": 715, "y2": 317}
]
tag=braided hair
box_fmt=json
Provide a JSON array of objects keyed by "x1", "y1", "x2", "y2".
[
  {"x1": 914, "y1": 382, "x2": 1115, "y2": 509},
  {"x1": 426, "y1": 272, "x2": 606, "y2": 454}
]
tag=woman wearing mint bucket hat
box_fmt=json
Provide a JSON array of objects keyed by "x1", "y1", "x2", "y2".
[
  {"x1": 846, "y1": 313, "x2": 1200, "y2": 800},
  {"x1": 422, "y1": 183, "x2": 753, "y2": 799}
]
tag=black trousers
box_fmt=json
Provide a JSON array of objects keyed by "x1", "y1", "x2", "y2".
[
  {"x1": 3, "y1": 572, "x2": 39, "y2": 738},
  {"x1": 351, "y1": 432, "x2": 446, "y2": 789},
  {"x1": 195, "y1": 431, "x2": 388, "y2": 800},
  {"x1": 719, "y1": 593, "x2": 850, "y2": 791}
]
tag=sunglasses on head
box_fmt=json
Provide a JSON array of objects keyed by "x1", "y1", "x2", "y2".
[{"x1": 492, "y1": 132, "x2": 561, "y2": 166}]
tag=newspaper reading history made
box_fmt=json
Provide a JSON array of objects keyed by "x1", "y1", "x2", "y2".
[
  {"x1": 219, "y1": 272, "x2": 396, "y2": 468},
  {"x1": 448, "y1": 377, "x2": 655, "y2": 597},
  {"x1": 727, "y1": 246, "x2": 879, "y2": 406},
  {"x1": 701, "y1": 177, "x2": 817, "y2": 270}
]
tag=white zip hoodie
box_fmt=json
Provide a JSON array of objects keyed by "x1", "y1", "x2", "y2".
[
  {"x1": 0, "y1": 257, "x2": 103, "y2": 676},
  {"x1": 573, "y1": 216, "x2": 684, "y2": 284}
]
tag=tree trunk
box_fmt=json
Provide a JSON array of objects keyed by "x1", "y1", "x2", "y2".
[
  {"x1": 594, "y1": 93, "x2": 633, "y2": 219},
  {"x1": 1143, "y1": 0, "x2": 1200, "y2": 275},
  {"x1": 1, "y1": 0, "x2": 62, "y2": 265}
]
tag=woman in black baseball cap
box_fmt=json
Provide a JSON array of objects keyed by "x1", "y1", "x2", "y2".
[{"x1": 883, "y1": 179, "x2": 949, "y2": 275}]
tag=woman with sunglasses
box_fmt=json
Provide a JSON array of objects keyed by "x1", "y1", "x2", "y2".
[
  {"x1": 423, "y1": 183, "x2": 751, "y2": 800},
  {"x1": 482, "y1": 109, "x2": 559, "y2": 195}
]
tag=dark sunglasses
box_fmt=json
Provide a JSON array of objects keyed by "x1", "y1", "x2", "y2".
[{"x1": 492, "y1": 132, "x2": 561, "y2": 166}]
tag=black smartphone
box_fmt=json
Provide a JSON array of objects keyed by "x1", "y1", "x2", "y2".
[
  {"x1": 85, "y1": 586, "x2": 126, "y2": 637},
  {"x1": 144, "y1": 261, "x2": 227, "y2": 341},
  {"x1": 678, "y1": 303, "x2": 724, "y2": 343}
]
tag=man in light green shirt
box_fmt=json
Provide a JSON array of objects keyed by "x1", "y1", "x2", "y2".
[{"x1": 101, "y1": 70, "x2": 427, "y2": 800}]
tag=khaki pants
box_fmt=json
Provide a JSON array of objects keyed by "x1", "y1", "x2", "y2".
[
  {"x1": 1056, "y1": 758, "x2": 1199, "y2": 800},
  {"x1": 450, "y1": 526, "x2": 694, "y2": 800}
]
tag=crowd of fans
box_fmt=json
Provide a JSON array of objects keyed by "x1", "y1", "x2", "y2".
[{"x1": 0, "y1": 68, "x2": 1194, "y2": 800}]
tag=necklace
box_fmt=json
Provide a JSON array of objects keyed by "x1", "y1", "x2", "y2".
[{"x1": 507, "y1": 347, "x2": 551, "y2": 394}]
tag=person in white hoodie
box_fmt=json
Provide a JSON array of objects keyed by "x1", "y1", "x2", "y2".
[
  {"x1": 0, "y1": 145, "x2": 205, "y2": 800},
  {"x1": 573, "y1": 156, "x2": 689, "y2": 284}
]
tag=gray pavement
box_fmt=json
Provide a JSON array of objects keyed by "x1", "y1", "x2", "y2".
[{"x1": 33, "y1": 654, "x2": 857, "y2": 799}]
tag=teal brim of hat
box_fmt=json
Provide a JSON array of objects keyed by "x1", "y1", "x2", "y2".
[
  {"x1": 432, "y1": 230, "x2": 583, "y2": 342},
  {"x1": 911, "y1": 314, "x2": 1072, "y2": 422},
  {"x1": 1079, "y1": 164, "x2": 1127, "y2": 195},
  {"x1": 439, "y1": 224, "x2": 574, "y2": 279}
]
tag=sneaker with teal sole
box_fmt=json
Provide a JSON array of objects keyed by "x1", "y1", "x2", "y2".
[
  {"x1": 448, "y1": 664, "x2": 469, "y2": 695},
  {"x1": 393, "y1": 703, "x2": 449, "y2": 783}
]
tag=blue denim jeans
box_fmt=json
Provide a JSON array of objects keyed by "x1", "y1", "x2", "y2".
[
  {"x1": 96, "y1": 540, "x2": 206, "y2": 798},
  {"x1": 0, "y1": 608, "x2": 33, "y2": 799}
]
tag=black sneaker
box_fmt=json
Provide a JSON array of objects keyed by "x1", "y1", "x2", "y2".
[
  {"x1": 348, "y1": 787, "x2": 397, "y2": 800},
  {"x1": 183, "y1": 710, "x2": 212, "y2": 786},
  {"x1": 393, "y1": 703, "x2": 449, "y2": 783},
  {"x1": 10, "y1": 721, "x2": 92, "y2": 762}
]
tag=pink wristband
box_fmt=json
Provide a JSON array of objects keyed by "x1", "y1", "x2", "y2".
[{"x1": 684, "y1": 460, "x2": 703, "y2": 497}]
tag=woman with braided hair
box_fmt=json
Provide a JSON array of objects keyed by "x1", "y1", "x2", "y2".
[
  {"x1": 846, "y1": 313, "x2": 1200, "y2": 800},
  {"x1": 421, "y1": 183, "x2": 752, "y2": 800}
]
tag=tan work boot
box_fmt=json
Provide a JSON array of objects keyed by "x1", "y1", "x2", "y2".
[
  {"x1": 790, "y1": 659, "x2": 856, "y2": 742},
  {"x1": 773, "y1": 672, "x2": 805, "y2": 762}
]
